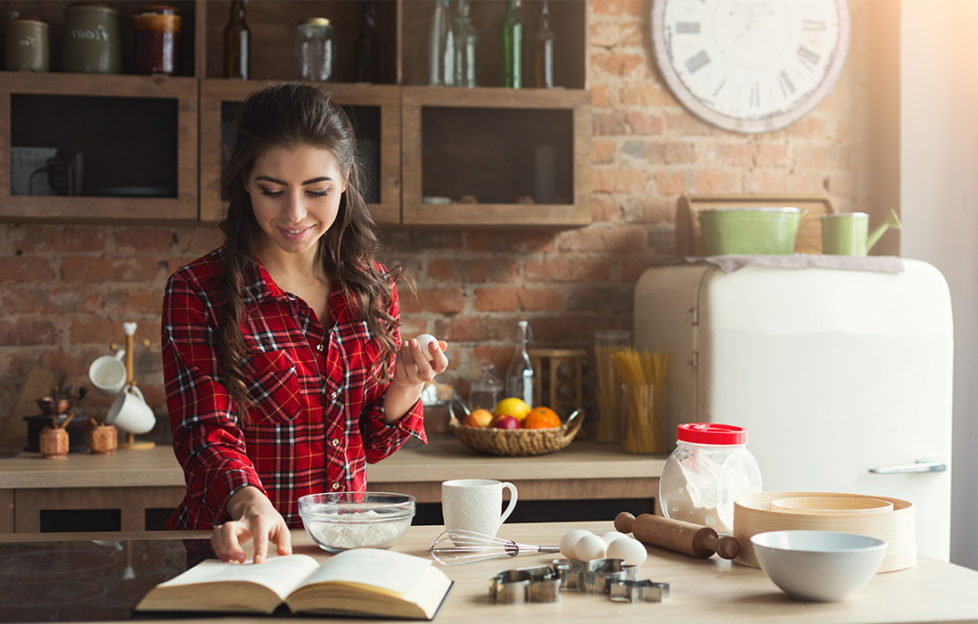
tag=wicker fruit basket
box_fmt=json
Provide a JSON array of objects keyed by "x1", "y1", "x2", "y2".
[{"x1": 447, "y1": 401, "x2": 584, "y2": 456}]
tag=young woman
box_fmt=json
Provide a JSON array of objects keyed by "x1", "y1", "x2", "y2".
[{"x1": 161, "y1": 83, "x2": 447, "y2": 563}]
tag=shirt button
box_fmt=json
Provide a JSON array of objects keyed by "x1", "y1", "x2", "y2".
[
  {"x1": 331, "y1": 482, "x2": 341, "y2": 490},
  {"x1": 330, "y1": 389, "x2": 340, "y2": 400},
  {"x1": 331, "y1": 438, "x2": 340, "y2": 448},
  {"x1": 316, "y1": 344, "x2": 324, "y2": 352}
]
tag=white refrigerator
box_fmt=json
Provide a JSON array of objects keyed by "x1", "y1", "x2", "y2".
[{"x1": 633, "y1": 259, "x2": 953, "y2": 560}]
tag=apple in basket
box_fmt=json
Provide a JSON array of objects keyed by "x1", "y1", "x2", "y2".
[
  {"x1": 491, "y1": 415, "x2": 521, "y2": 429},
  {"x1": 463, "y1": 408, "x2": 494, "y2": 428}
]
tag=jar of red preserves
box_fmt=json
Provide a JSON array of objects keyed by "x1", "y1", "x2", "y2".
[{"x1": 133, "y1": 5, "x2": 181, "y2": 75}]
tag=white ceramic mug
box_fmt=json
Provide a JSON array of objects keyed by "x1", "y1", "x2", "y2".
[
  {"x1": 441, "y1": 479, "x2": 518, "y2": 538},
  {"x1": 89, "y1": 350, "x2": 126, "y2": 395},
  {"x1": 106, "y1": 386, "x2": 155, "y2": 434}
]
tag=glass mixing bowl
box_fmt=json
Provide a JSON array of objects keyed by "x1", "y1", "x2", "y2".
[{"x1": 298, "y1": 492, "x2": 416, "y2": 552}]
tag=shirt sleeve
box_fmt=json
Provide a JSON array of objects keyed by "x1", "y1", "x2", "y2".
[
  {"x1": 161, "y1": 270, "x2": 266, "y2": 527},
  {"x1": 358, "y1": 277, "x2": 427, "y2": 463}
]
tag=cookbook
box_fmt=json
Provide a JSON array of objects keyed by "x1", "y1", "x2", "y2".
[{"x1": 136, "y1": 548, "x2": 453, "y2": 620}]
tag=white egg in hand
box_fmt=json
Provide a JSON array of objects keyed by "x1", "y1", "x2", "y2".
[
  {"x1": 559, "y1": 530, "x2": 592, "y2": 559},
  {"x1": 414, "y1": 334, "x2": 444, "y2": 363},
  {"x1": 606, "y1": 536, "x2": 647, "y2": 566},
  {"x1": 574, "y1": 533, "x2": 607, "y2": 561}
]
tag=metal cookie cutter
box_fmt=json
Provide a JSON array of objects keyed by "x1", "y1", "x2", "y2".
[
  {"x1": 551, "y1": 558, "x2": 587, "y2": 591},
  {"x1": 489, "y1": 565, "x2": 561, "y2": 604},
  {"x1": 609, "y1": 579, "x2": 671, "y2": 603},
  {"x1": 582, "y1": 558, "x2": 637, "y2": 594}
]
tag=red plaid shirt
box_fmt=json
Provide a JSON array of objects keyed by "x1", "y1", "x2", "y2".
[{"x1": 161, "y1": 248, "x2": 425, "y2": 530}]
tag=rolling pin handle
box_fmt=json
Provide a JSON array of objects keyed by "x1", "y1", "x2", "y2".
[
  {"x1": 614, "y1": 512, "x2": 636, "y2": 534},
  {"x1": 715, "y1": 536, "x2": 741, "y2": 560}
]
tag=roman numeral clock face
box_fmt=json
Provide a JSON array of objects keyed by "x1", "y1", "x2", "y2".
[{"x1": 652, "y1": 0, "x2": 850, "y2": 133}]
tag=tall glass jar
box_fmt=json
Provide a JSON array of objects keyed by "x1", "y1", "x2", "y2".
[
  {"x1": 428, "y1": 0, "x2": 454, "y2": 85},
  {"x1": 659, "y1": 423, "x2": 762, "y2": 533},
  {"x1": 498, "y1": 0, "x2": 523, "y2": 88},
  {"x1": 296, "y1": 18, "x2": 336, "y2": 82},
  {"x1": 133, "y1": 5, "x2": 181, "y2": 75},
  {"x1": 468, "y1": 364, "x2": 502, "y2": 411},
  {"x1": 62, "y1": 2, "x2": 121, "y2": 74},
  {"x1": 594, "y1": 330, "x2": 631, "y2": 443},
  {"x1": 452, "y1": 0, "x2": 478, "y2": 87}
]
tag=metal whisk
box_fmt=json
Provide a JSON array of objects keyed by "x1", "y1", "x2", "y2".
[{"x1": 428, "y1": 529, "x2": 560, "y2": 566}]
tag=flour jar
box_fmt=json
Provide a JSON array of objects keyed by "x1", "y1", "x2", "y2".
[
  {"x1": 659, "y1": 423, "x2": 762, "y2": 533},
  {"x1": 5, "y1": 17, "x2": 49, "y2": 72},
  {"x1": 63, "y1": 2, "x2": 121, "y2": 74}
]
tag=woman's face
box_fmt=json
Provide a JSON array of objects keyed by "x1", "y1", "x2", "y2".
[{"x1": 245, "y1": 143, "x2": 347, "y2": 258}]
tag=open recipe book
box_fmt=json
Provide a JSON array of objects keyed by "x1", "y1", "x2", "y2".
[{"x1": 136, "y1": 548, "x2": 453, "y2": 620}]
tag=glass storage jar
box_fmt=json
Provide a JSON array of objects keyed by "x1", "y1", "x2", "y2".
[
  {"x1": 295, "y1": 17, "x2": 336, "y2": 82},
  {"x1": 133, "y1": 5, "x2": 181, "y2": 75},
  {"x1": 658, "y1": 423, "x2": 762, "y2": 533}
]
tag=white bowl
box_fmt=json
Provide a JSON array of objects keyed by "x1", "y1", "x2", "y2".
[
  {"x1": 298, "y1": 492, "x2": 415, "y2": 552},
  {"x1": 751, "y1": 530, "x2": 887, "y2": 602}
]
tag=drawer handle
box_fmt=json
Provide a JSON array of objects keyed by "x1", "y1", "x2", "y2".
[{"x1": 869, "y1": 458, "x2": 948, "y2": 474}]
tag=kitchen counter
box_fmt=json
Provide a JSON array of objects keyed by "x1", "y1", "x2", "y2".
[
  {"x1": 0, "y1": 436, "x2": 666, "y2": 533},
  {"x1": 3, "y1": 521, "x2": 978, "y2": 623}
]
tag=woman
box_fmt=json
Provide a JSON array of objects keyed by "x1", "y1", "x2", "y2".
[{"x1": 161, "y1": 83, "x2": 447, "y2": 563}]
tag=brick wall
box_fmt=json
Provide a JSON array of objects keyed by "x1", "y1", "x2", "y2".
[{"x1": 0, "y1": 0, "x2": 893, "y2": 439}]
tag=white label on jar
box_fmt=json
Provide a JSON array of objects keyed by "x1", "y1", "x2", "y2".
[
  {"x1": 70, "y1": 25, "x2": 109, "y2": 42},
  {"x1": 18, "y1": 35, "x2": 37, "y2": 47}
]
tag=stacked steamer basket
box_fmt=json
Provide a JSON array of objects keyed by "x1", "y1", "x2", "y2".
[{"x1": 733, "y1": 491, "x2": 916, "y2": 573}]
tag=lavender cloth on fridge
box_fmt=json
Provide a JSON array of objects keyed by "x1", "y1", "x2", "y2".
[{"x1": 686, "y1": 254, "x2": 905, "y2": 274}]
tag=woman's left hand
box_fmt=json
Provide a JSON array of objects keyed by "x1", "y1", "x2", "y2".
[{"x1": 392, "y1": 337, "x2": 449, "y2": 390}]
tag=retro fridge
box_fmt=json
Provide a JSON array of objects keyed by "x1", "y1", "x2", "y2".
[{"x1": 633, "y1": 259, "x2": 953, "y2": 560}]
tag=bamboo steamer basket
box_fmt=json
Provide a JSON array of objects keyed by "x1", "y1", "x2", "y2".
[{"x1": 733, "y1": 491, "x2": 916, "y2": 573}]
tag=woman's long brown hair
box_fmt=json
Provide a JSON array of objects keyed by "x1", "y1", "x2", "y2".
[{"x1": 218, "y1": 82, "x2": 401, "y2": 414}]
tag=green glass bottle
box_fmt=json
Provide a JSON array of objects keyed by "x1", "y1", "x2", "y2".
[{"x1": 499, "y1": 0, "x2": 523, "y2": 88}]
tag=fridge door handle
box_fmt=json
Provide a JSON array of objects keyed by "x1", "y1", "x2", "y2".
[{"x1": 869, "y1": 458, "x2": 948, "y2": 474}]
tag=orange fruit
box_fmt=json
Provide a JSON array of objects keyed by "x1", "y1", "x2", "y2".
[{"x1": 523, "y1": 406, "x2": 561, "y2": 429}]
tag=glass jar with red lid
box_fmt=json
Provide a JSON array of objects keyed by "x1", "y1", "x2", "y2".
[
  {"x1": 133, "y1": 5, "x2": 181, "y2": 75},
  {"x1": 658, "y1": 423, "x2": 762, "y2": 534}
]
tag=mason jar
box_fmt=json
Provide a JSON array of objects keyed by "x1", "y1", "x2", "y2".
[
  {"x1": 63, "y1": 2, "x2": 122, "y2": 74},
  {"x1": 5, "y1": 17, "x2": 49, "y2": 72},
  {"x1": 133, "y1": 5, "x2": 182, "y2": 75},
  {"x1": 295, "y1": 17, "x2": 336, "y2": 82}
]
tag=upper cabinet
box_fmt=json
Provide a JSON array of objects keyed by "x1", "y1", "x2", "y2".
[{"x1": 0, "y1": 0, "x2": 590, "y2": 227}]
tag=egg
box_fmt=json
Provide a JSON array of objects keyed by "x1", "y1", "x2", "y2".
[
  {"x1": 574, "y1": 533, "x2": 607, "y2": 561},
  {"x1": 600, "y1": 530, "x2": 627, "y2": 545},
  {"x1": 414, "y1": 334, "x2": 439, "y2": 362},
  {"x1": 559, "y1": 529, "x2": 592, "y2": 559},
  {"x1": 606, "y1": 536, "x2": 647, "y2": 566}
]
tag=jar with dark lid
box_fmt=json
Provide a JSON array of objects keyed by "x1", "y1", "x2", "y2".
[
  {"x1": 62, "y1": 2, "x2": 121, "y2": 74},
  {"x1": 5, "y1": 17, "x2": 49, "y2": 72},
  {"x1": 133, "y1": 5, "x2": 181, "y2": 75},
  {"x1": 295, "y1": 17, "x2": 336, "y2": 82}
]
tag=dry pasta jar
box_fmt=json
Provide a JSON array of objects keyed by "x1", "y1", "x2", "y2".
[
  {"x1": 659, "y1": 423, "x2": 761, "y2": 534},
  {"x1": 133, "y1": 5, "x2": 181, "y2": 75}
]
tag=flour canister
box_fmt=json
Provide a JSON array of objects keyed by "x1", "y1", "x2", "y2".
[
  {"x1": 63, "y1": 2, "x2": 122, "y2": 74},
  {"x1": 5, "y1": 17, "x2": 49, "y2": 72}
]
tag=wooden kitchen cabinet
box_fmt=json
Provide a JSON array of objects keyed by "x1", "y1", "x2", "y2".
[{"x1": 0, "y1": 0, "x2": 589, "y2": 227}]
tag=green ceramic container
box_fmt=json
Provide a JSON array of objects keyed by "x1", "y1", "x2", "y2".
[{"x1": 698, "y1": 207, "x2": 802, "y2": 255}]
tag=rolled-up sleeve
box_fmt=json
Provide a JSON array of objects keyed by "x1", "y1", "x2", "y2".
[
  {"x1": 162, "y1": 271, "x2": 265, "y2": 528},
  {"x1": 358, "y1": 279, "x2": 427, "y2": 463}
]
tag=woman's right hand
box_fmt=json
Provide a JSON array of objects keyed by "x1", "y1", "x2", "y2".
[{"x1": 212, "y1": 486, "x2": 292, "y2": 563}]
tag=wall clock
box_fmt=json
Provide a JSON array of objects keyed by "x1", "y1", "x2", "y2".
[{"x1": 651, "y1": 0, "x2": 850, "y2": 133}]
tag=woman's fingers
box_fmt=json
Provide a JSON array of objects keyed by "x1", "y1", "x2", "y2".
[{"x1": 212, "y1": 521, "x2": 249, "y2": 562}]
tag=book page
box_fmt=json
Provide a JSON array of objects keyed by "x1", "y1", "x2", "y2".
[
  {"x1": 158, "y1": 554, "x2": 321, "y2": 601},
  {"x1": 299, "y1": 549, "x2": 435, "y2": 598}
]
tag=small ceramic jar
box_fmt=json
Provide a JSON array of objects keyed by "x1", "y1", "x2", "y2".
[
  {"x1": 39, "y1": 426, "x2": 69, "y2": 459},
  {"x1": 4, "y1": 17, "x2": 49, "y2": 72},
  {"x1": 89, "y1": 423, "x2": 118, "y2": 454},
  {"x1": 63, "y1": 2, "x2": 122, "y2": 74}
]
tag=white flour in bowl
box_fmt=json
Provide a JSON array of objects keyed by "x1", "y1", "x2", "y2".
[{"x1": 302, "y1": 509, "x2": 412, "y2": 550}]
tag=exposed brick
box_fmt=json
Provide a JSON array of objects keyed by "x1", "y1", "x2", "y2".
[
  {"x1": 473, "y1": 287, "x2": 563, "y2": 312},
  {"x1": 564, "y1": 286, "x2": 633, "y2": 315},
  {"x1": 465, "y1": 231, "x2": 556, "y2": 254},
  {"x1": 524, "y1": 258, "x2": 611, "y2": 282},
  {"x1": 644, "y1": 141, "x2": 698, "y2": 165},
  {"x1": 593, "y1": 169, "x2": 650, "y2": 195},
  {"x1": 592, "y1": 111, "x2": 628, "y2": 136},
  {"x1": 592, "y1": 140, "x2": 617, "y2": 164},
  {"x1": 590, "y1": 84, "x2": 610, "y2": 108},
  {"x1": 100, "y1": 288, "x2": 165, "y2": 316},
  {"x1": 590, "y1": 22, "x2": 625, "y2": 48},
  {"x1": 61, "y1": 257, "x2": 161, "y2": 283},
  {"x1": 652, "y1": 170, "x2": 687, "y2": 196},
  {"x1": 427, "y1": 258, "x2": 518, "y2": 283},
  {"x1": 114, "y1": 228, "x2": 177, "y2": 254},
  {"x1": 744, "y1": 170, "x2": 826, "y2": 195},
  {"x1": 622, "y1": 197, "x2": 675, "y2": 224},
  {"x1": 556, "y1": 225, "x2": 647, "y2": 253},
  {"x1": 692, "y1": 170, "x2": 742, "y2": 195},
  {"x1": 7, "y1": 225, "x2": 108, "y2": 254},
  {"x1": 382, "y1": 230, "x2": 463, "y2": 251},
  {"x1": 624, "y1": 111, "x2": 665, "y2": 134},
  {"x1": 0, "y1": 319, "x2": 58, "y2": 345},
  {"x1": 0, "y1": 257, "x2": 56, "y2": 282},
  {"x1": 70, "y1": 317, "x2": 120, "y2": 345},
  {"x1": 590, "y1": 195, "x2": 622, "y2": 223},
  {"x1": 619, "y1": 86, "x2": 675, "y2": 107},
  {"x1": 406, "y1": 288, "x2": 465, "y2": 315},
  {"x1": 591, "y1": 0, "x2": 645, "y2": 19}
]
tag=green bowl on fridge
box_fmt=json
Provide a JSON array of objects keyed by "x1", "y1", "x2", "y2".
[{"x1": 698, "y1": 207, "x2": 802, "y2": 255}]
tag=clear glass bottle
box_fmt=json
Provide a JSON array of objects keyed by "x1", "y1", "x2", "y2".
[
  {"x1": 659, "y1": 423, "x2": 763, "y2": 533},
  {"x1": 295, "y1": 17, "x2": 336, "y2": 82},
  {"x1": 452, "y1": 0, "x2": 478, "y2": 87},
  {"x1": 498, "y1": 0, "x2": 523, "y2": 88},
  {"x1": 469, "y1": 364, "x2": 502, "y2": 411},
  {"x1": 223, "y1": 0, "x2": 250, "y2": 79},
  {"x1": 505, "y1": 320, "x2": 534, "y2": 404},
  {"x1": 428, "y1": 0, "x2": 455, "y2": 85},
  {"x1": 533, "y1": 0, "x2": 555, "y2": 88},
  {"x1": 355, "y1": 0, "x2": 380, "y2": 83}
]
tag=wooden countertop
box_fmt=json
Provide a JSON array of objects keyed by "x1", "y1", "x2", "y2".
[
  {"x1": 0, "y1": 436, "x2": 667, "y2": 489},
  {"x1": 7, "y1": 521, "x2": 978, "y2": 623}
]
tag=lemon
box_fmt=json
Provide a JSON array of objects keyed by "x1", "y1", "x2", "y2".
[{"x1": 493, "y1": 397, "x2": 532, "y2": 421}]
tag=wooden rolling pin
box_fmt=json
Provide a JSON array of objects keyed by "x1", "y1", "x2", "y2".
[{"x1": 614, "y1": 512, "x2": 741, "y2": 560}]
